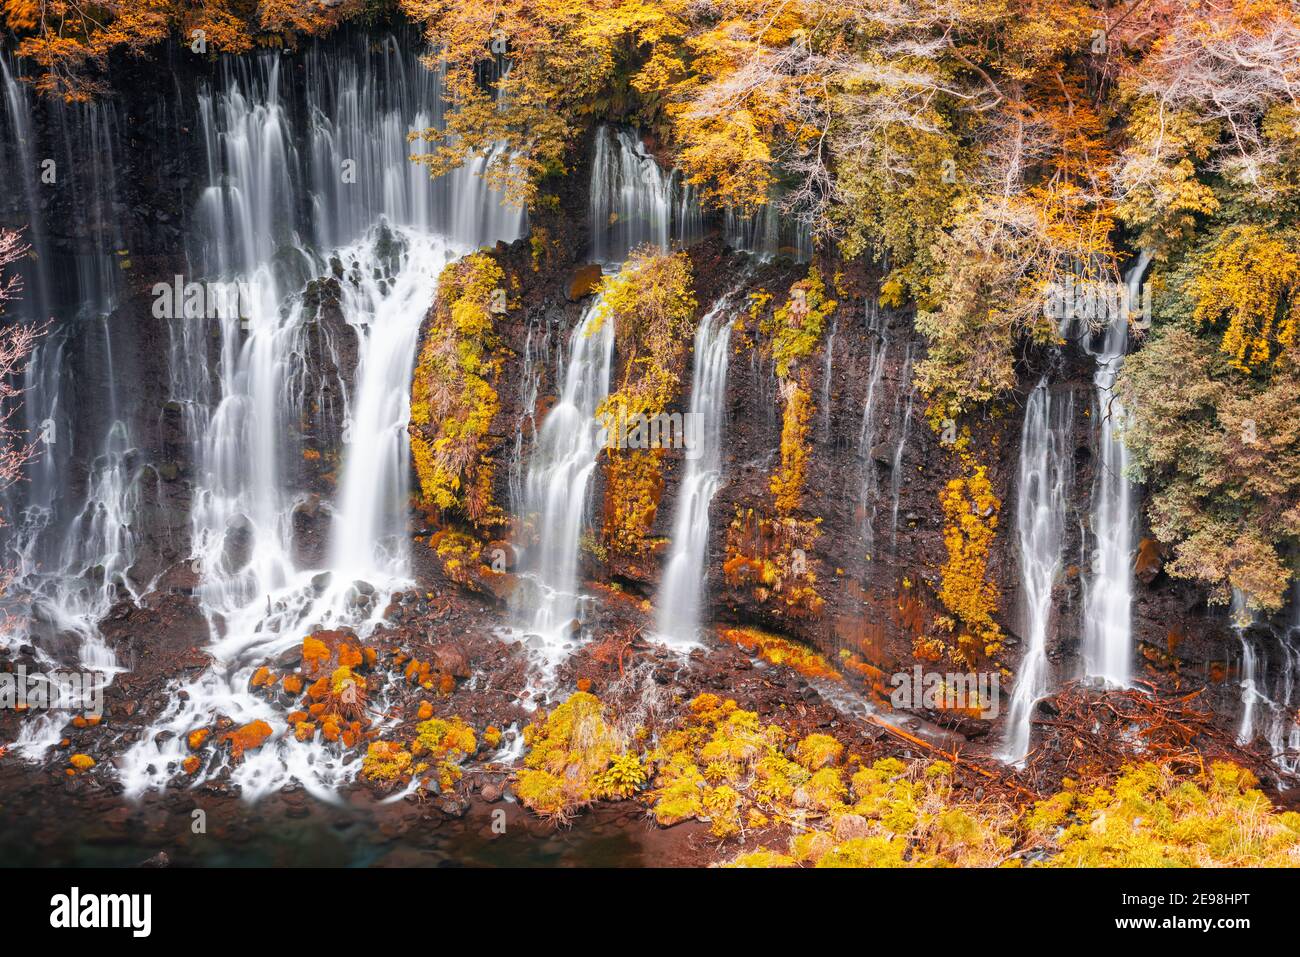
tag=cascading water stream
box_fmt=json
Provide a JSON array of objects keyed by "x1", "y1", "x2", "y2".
[
  {"x1": 1, "y1": 59, "x2": 133, "y2": 676},
  {"x1": 504, "y1": 131, "x2": 707, "y2": 677},
  {"x1": 1080, "y1": 251, "x2": 1151, "y2": 687},
  {"x1": 819, "y1": 318, "x2": 837, "y2": 440},
  {"x1": 1227, "y1": 586, "x2": 1300, "y2": 781},
  {"x1": 857, "y1": 302, "x2": 890, "y2": 565},
  {"x1": 887, "y1": 344, "x2": 916, "y2": 552},
  {"x1": 999, "y1": 379, "x2": 1073, "y2": 765},
  {"x1": 1268, "y1": 590, "x2": 1300, "y2": 776},
  {"x1": 116, "y1": 39, "x2": 523, "y2": 799},
  {"x1": 589, "y1": 125, "x2": 700, "y2": 264},
  {"x1": 1232, "y1": 590, "x2": 1260, "y2": 746},
  {"x1": 724, "y1": 194, "x2": 812, "y2": 263},
  {"x1": 507, "y1": 298, "x2": 615, "y2": 674},
  {"x1": 0, "y1": 58, "x2": 151, "y2": 765},
  {"x1": 655, "y1": 293, "x2": 737, "y2": 646}
]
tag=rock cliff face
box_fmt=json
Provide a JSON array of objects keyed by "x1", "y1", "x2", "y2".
[
  {"x1": 0, "y1": 29, "x2": 1283, "y2": 794},
  {"x1": 405, "y1": 120, "x2": 1256, "y2": 757}
]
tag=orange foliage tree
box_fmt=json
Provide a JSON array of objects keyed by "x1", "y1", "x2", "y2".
[{"x1": 1, "y1": 0, "x2": 364, "y2": 100}]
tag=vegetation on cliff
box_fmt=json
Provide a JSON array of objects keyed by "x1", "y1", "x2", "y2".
[
  {"x1": 409, "y1": 251, "x2": 507, "y2": 529},
  {"x1": 592, "y1": 248, "x2": 696, "y2": 559},
  {"x1": 9, "y1": 0, "x2": 1298, "y2": 609}
]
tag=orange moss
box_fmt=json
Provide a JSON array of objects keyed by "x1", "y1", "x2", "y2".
[
  {"x1": 182, "y1": 756, "x2": 201, "y2": 775},
  {"x1": 302, "y1": 635, "x2": 331, "y2": 676},
  {"x1": 221, "y1": 720, "x2": 273, "y2": 759},
  {"x1": 723, "y1": 508, "x2": 824, "y2": 619},
  {"x1": 770, "y1": 379, "x2": 813, "y2": 516},
  {"x1": 187, "y1": 728, "x2": 211, "y2": 751},
  {"x1": 68, "y1": 754, "x2": 95, "y2": 772},
  {"x1": 718, "y1": 627, "x2": 841, "y2": 681}
]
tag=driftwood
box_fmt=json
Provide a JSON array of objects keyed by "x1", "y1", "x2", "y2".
[{"x1": 1018, "y1": 678, "x2": 1279, "y2": 792}]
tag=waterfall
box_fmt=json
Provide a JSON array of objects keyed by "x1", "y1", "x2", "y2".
[
  {"x1": 115, "y1": 38, "x2": 523, "y2": 799},
  {"x1": 1229, "y1": 586, "x2": 1300, "y2": 780},
  {"x1": 507, "y1": 298, "x2": 615, "y2": 671},
  {"x1": 1080, "y1": 251, "x2": 1151, "y2": 687},
  {"x1": 724, "y1": 195, "x2": 812, "y2": 263},
  {"x1": 1000, "y1": 379, "x2": 1073, "y2": 765},
  {"x1": 1267, "y1": 593, "x2": 1300, "y2": 776},
  {"x1": 0, "y1": 57, "x2": 134, "y2": 683},
  {"x1": 887, "y1": 343, "x2": 916, "y2": 552},
  {"x1": 819, "y1": 318, "x2": 837, "y2": 440},
  {"x1": 858, "y1": 303, "x2": 890, "y2": 563},
  {"x1": 328, "y1": 233, "x2": 452, "y2": 581},
  {"x1": 1231, "y1": 589, "x2": 1260, "y2": 745},
  {"x1": 588, "y1": 126, "x2": 699, "y2": 264},
  {"x1": 655, "y1": 294, "x2": 737, "y2": 645}
]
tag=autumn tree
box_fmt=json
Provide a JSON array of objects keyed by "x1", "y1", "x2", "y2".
[
  {"x1": 1112, "y1": 0, "x2": 1300, "y2": 613},
  {"x1": 1, "y1": 0, "x2": 364, "y2": 99}
]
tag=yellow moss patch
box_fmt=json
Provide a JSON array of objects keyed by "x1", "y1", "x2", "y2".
[
  {"x1": 936, "y1": 461, "x2": 1003, "y2": 663},
  {"x1": 795, "y1": 733, "x2": 844, "y2": 771},
  {"x1": 68, "y1": 754, "x2": 95, "y2": 772},
  {"x1": 517, "y1": 692, "x2": 630, "y2": 822},
  {"x1": 362, "y1": 740, "x2": 413, "y2": 783},
  {"x1": 601, "y1": 448, "x2": 665, "y2": 559},
  {"x1": 412, "y1": 716, "x2": 478, "y2": 792},
  {"x1": 762, "y1": 267, "x2": 836, "y2": 380},
  {"x1": 1029, "y1": 761, "x2": 1300, "y2": 867},
  {"x1": 430, "y1": 528, "x2": 483, "y2": 584},
  {"x1": 409, "y1": 251, "x2": 507, "y2": 527},
  {"x1": 727, "y1": 847, "x2": 796, "y2": 868}
]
